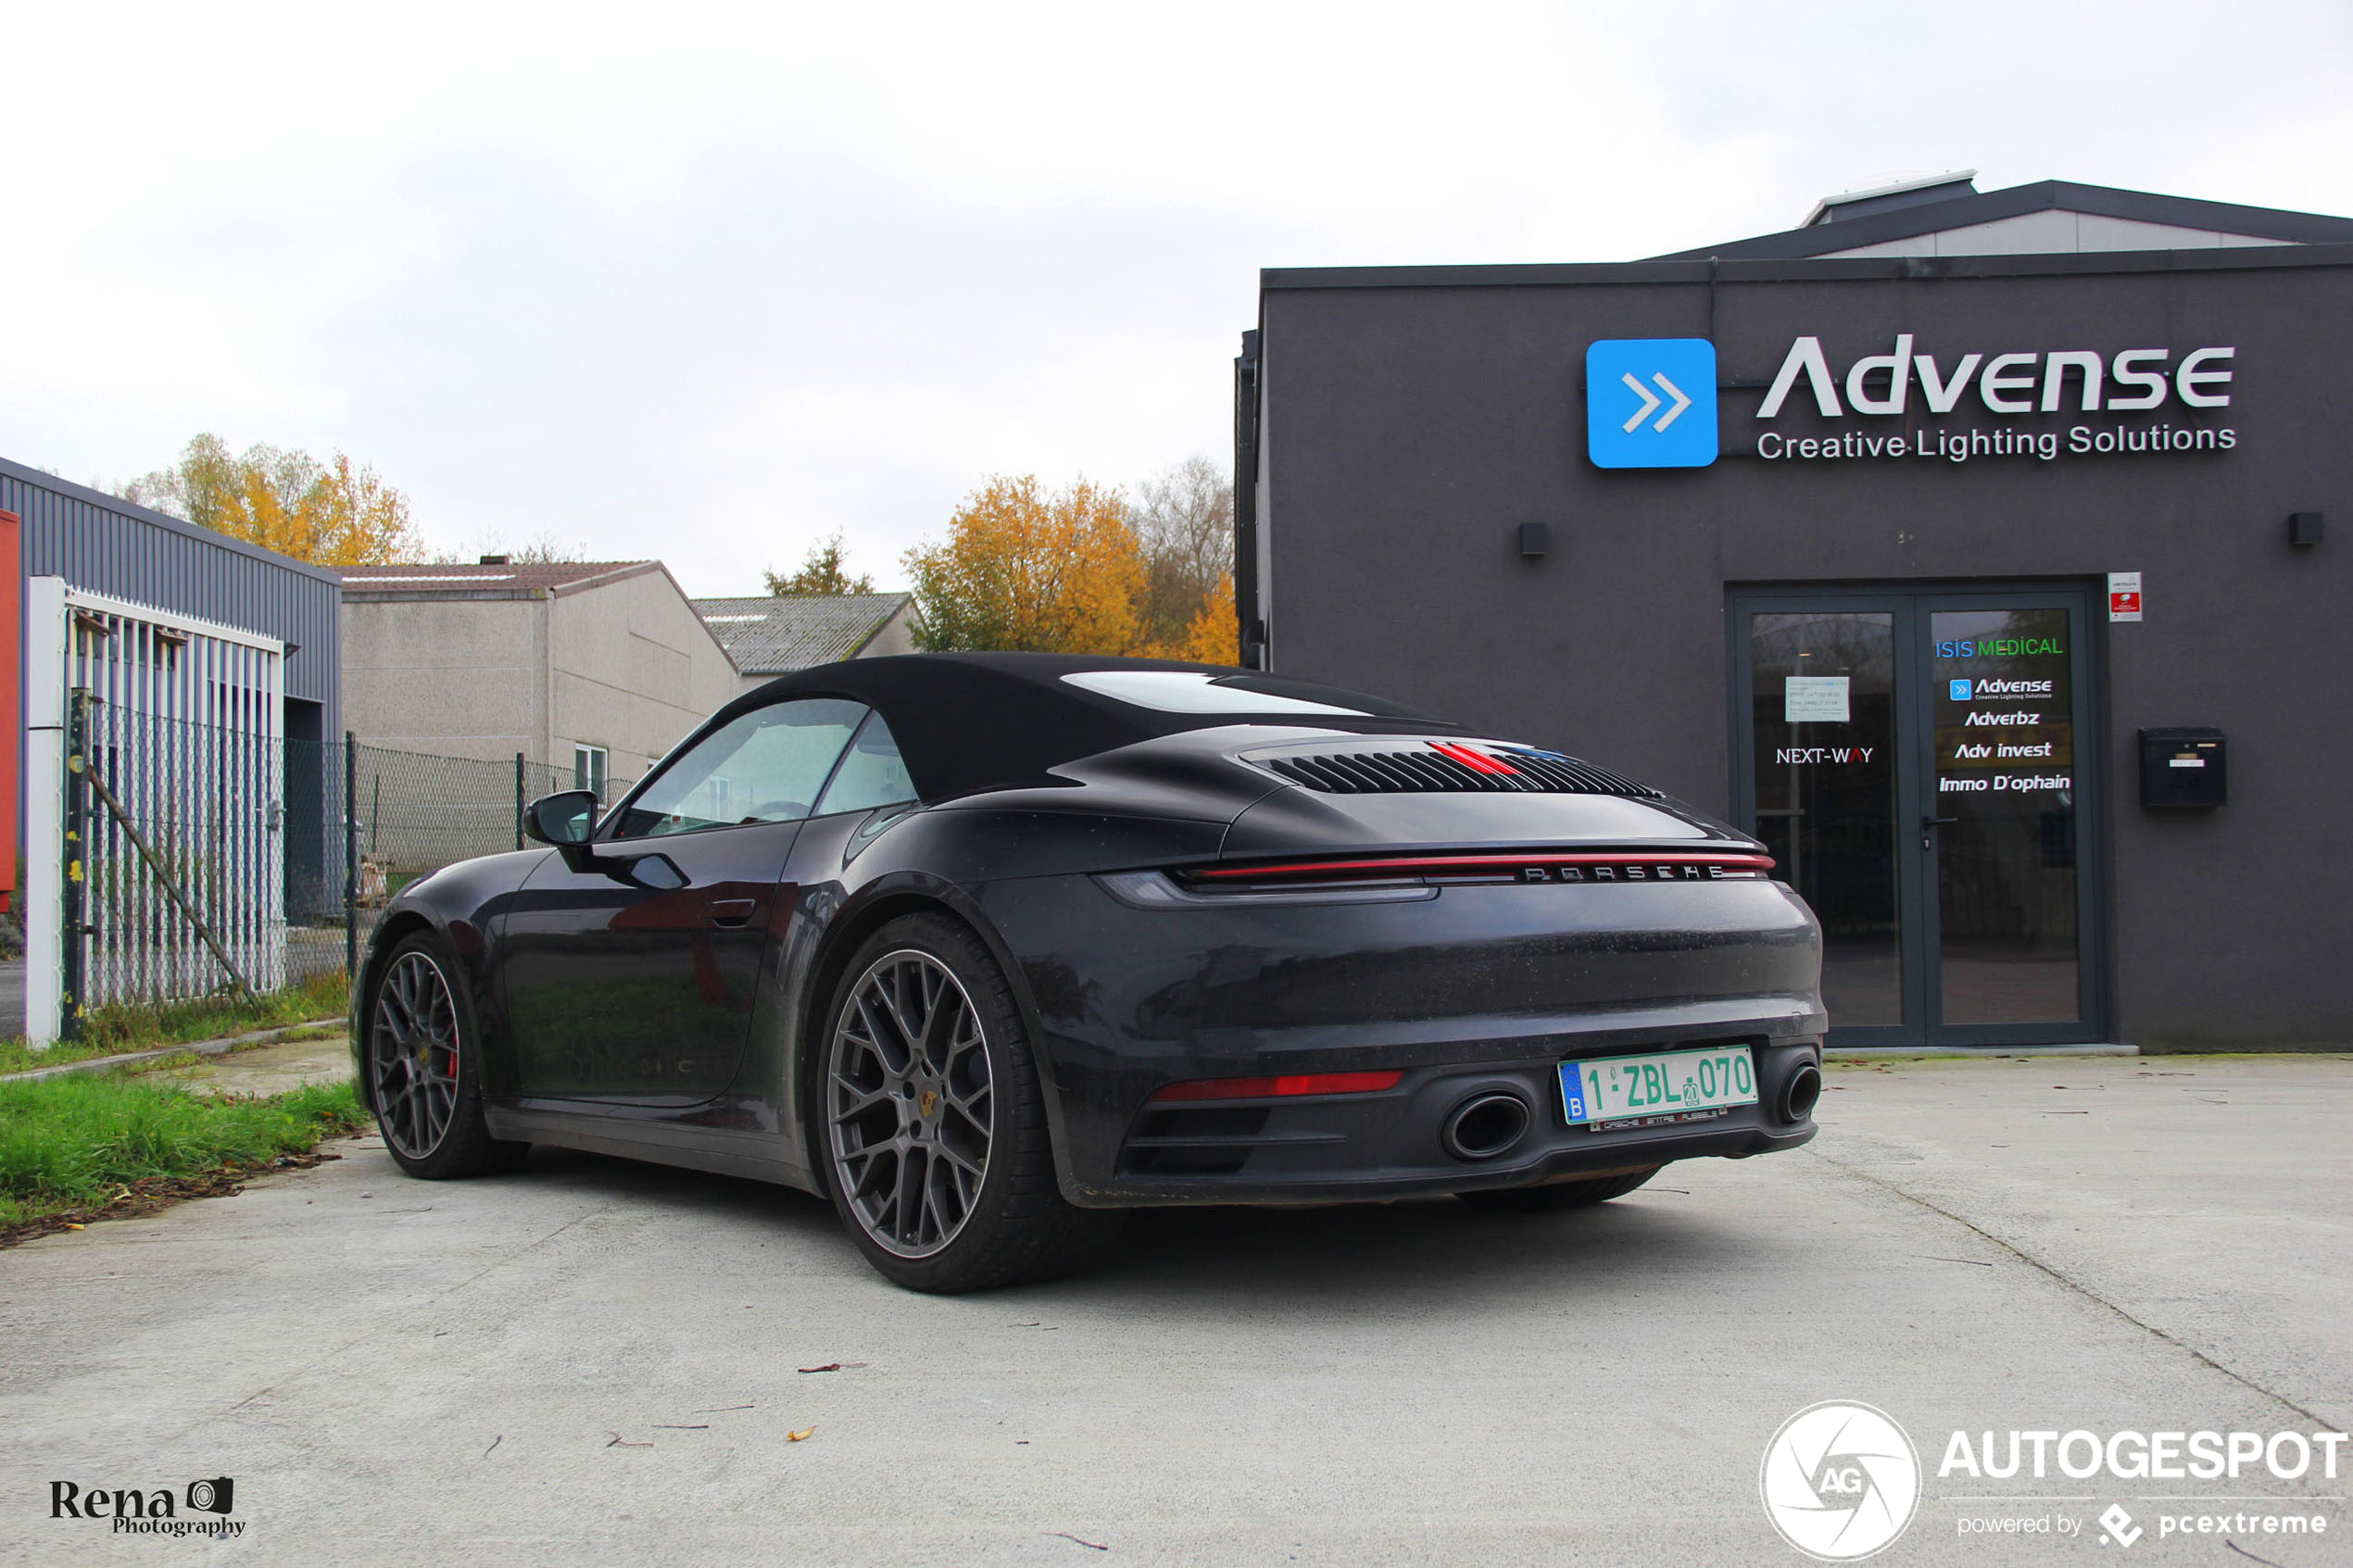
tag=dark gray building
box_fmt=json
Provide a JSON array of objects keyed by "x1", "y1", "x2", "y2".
[
  {"x1": 1236, "y1": 177, "x2": 2352, "y2": 1052},
  {"x1": 6, "y1": 458, "x2": 345, "y2": 1036},
  {"x1": 4, "y1": 457, "x2": 342, "y2": 738}
]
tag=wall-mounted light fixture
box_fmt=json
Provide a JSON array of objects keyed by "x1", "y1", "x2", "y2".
[
  {"x1": 2288, "y1": 511, "x2": 2323, "y2": 547},
  {"x1": 1517, "y1": 521, "x2": 1551, "y2": 559}
]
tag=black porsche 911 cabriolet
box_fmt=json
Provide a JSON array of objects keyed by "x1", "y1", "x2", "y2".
[{"x1": 355, "y1": 653, "x2": 1824, "y2": 1291}]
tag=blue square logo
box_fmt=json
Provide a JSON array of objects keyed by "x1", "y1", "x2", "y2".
[
  {"x1": 1949, "y1": 679, "x2": 1973, "y2": 701},
  {"x1": 1586, "y1": 338, "x2": 1718, "y2": 469}
]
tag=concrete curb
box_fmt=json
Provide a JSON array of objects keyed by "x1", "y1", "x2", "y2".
[{"x1": 0, "y1": 1017, "x2": 347, "y2": 1085}]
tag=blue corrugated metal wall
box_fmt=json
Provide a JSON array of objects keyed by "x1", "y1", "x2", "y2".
[{"x1": 2, "y1": 455, "x2": 341, "y2": 729}]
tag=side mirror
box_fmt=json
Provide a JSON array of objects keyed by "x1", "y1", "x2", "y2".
[{"x1": 523, "y1": 790, "x2": 599, "y2": 853}]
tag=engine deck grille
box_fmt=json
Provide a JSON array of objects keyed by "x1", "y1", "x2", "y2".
[{"x1": 1264, "y1": 745, "x2": 1661, "y2": 798}]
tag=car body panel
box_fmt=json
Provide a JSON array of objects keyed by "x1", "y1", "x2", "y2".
[{"x1": 499, "y1": 820, "x2": 803, "y2": 1105}]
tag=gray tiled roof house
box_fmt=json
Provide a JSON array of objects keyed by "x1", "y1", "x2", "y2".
[{"x1": 692, "y1": 593, "x2": 918, "y2": 693}]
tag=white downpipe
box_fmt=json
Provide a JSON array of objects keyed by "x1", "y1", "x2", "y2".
[{"x1": 23, "y1": 577, "x2": 66, "y2": 1046}]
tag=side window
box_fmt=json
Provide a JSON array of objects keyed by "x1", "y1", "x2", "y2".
[
  {"x1": 611, "y1": 699, "x2": 866, "y2": 838},
  {"x1": 814, "y1": 709, "x2": 917, "y2": 816}
]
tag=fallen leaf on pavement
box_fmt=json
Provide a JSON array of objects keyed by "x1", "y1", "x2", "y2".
[
  {"x1": 786, "y1": 1427, "x2": 816, "y2": 1442},
  {"x1": 798, "y1": 1363, "x2": 842, "y2": 1374}
]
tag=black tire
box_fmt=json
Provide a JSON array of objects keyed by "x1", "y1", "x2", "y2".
[
  {"x1": 365, "y1": 931, "x2": 527, "y2": 1180},
  {"x1": 1455, "y1": 1165, "x2": 1664, "y2": 1212},
  {"x1": 815, "y1": 913, "x2": 1120, "y2": 1293}
]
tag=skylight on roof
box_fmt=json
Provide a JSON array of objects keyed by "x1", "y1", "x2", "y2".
[{"x1": 353, "y1": 573, "x2": 517, "y2": 583}]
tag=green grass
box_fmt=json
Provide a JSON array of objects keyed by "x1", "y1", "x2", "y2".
[
  {"x1": 0, "y1": 1074, "x2": 367, "y2": 1227},
  {"x1": 0, "y1": 971, "x2": 349, "y2": 1076}
]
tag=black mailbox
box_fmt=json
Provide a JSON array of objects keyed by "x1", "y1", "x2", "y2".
[{"x1": 2140, "y1": 727, "x2": 2227, "y2": 809}]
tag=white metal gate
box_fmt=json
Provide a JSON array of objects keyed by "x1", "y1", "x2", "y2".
[{"x1": 23, "y1": 578, "x2": 288, "y2": 1041}]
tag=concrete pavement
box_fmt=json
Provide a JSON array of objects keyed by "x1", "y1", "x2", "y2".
[
  {"x1": 133, "y1": 1034, "x2": 355, "y2": 1098},
  {"x1": 2, "y1": 1055, "x2": 2347, "y2": 1566}
]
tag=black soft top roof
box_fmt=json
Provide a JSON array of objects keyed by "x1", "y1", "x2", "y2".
[{"x1": 710, "y1": 652, "x2": 1454, "y2": 802}]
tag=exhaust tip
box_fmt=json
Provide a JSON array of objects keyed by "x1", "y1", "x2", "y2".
[
  {"x1": 1441, "y1": 1092, "x2": 1531, "y2": 1161},
  {"x1": 1780, "y1": 1063, "x2": 1822, "y2": 1123}
]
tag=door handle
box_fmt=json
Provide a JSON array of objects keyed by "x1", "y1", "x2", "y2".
[
  {"x1": 703, "y1": 898, "x2": 758, "y2": 928},
  {"x1": 1920, "y1": 815, "x2": 1959, "y2": 852}
]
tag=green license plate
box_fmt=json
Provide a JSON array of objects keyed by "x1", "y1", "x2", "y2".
[{"x1": 1560, "y1": 1046, "x2": 1757, "y2": 1128}]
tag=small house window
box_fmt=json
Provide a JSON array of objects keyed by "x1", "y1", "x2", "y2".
[{"x1": 573, "y1": 744, "x2": 610, "y2": 800}]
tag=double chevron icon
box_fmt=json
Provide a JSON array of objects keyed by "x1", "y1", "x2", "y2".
[
  {"x1": 1585, "y1": 339, "x2": 1718, "y2": 469},
  {"x1": 1617, "y1": 370, "x2": 1693, "y2": 433}
]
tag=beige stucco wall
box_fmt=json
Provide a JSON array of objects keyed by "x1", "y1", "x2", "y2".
[
  {"x1": 548, "y1": 571, "x2": 739, "y2": 787},
  {"x1": 342, "y1": 568, "x2": 737, "y2": 789},
  {"x1": 341, "y1": 596, "x2": 545, "y2": 763},
  {"x1": 863, "y1": 603, "x2": 917, "y2": 659}
]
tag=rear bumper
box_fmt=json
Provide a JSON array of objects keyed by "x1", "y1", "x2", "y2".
[
  {"x1": 1065, "y1": 1036, "x2": 1818, "y2": 1205},
  {"x1": 975, "y1": 870, "x2": 1826, "y2": 1208}
]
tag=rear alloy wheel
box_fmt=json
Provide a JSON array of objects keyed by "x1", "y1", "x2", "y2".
[
  {"x1": 1455, "y1": 1165, "x2": 1664, "y2": 1212},
  {"x1": 821, "y1": 915, "x2": 1118, "y2": 1292},
  {"x1": 368, "y1": 933, "x2": 524, "y2": 1179},
  {"x1": 829, "y1": 948, "x2": 994, "y2": 1257}
]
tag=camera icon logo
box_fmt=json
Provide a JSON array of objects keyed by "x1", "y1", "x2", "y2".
[{"x1": 185, "y1": 1477, "x2": 235, "y2": 1515}]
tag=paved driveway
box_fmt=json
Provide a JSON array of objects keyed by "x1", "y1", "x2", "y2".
[{"x1": 3, "y1": 1056, "x2": 2347, "y2": 1566}]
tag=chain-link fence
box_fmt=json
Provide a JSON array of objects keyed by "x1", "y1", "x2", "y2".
[
  {"x1": 73, "y1": 693, "x2": 295, "y2": 1009},
  {"x1": 58, "y1": 701, "x2": 627, "y2": 1023},
  {"x1": 342, "y1": 745, "x2": 575, "y2": 960}
]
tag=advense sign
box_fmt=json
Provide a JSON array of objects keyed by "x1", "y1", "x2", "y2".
[
  {"x1": 1587, "y1": 335, "x2": 2238, "y2": 468},
  {"x1": 1753, "y1": 335, "x2": 2236, "y2": 465}
]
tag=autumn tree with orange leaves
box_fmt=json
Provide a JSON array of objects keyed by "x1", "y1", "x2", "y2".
[
  {"x1": 124, "y1": 433, "x2": 423, "y2": 567},
  {"x1": 905, "y1": 468, "x2": 1238, "y2": 663},
  {"x1": 905, "y1": 475, "x2": 1148, "y2": 654}
]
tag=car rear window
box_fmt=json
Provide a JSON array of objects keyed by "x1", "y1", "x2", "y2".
[{"x1": 1060, "y1": 671, "x2": 1430, "y2": 720}]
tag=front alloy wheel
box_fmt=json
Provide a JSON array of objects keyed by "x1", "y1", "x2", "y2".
[
  {"x1": 826, "y1": 949, "x2": 995, "y2": 1258},
  {"x1": 366, "y1": 932, "x2": 524, "y2": 1180},
  {"x1": 371, "y1": 949, "x2": 462, "y2": 1160}
]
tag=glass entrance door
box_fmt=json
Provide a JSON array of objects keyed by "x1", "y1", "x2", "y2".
[
  {"x1": 1926, "y1": 606, "x2": 2081, "y2": 1027},
  {"x1": 1732, "y1": 586, "x2": 2105, "y2": 1047},
  {"x1": 1748, "y1": 611, "x2": 1902, "y2": 1028}
]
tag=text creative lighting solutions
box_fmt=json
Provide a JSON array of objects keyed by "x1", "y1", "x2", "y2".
[{"x1": 1751, "y1": 335, "x2": 2236, "y2": 464}]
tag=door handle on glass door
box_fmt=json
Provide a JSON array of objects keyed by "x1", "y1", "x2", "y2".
[
  {"x1": 1921, "y1": 815, "x2": 1959, "y2": 851},
  {"x1": 704, "y1": 898, "x2": 758, "y2": 928}
]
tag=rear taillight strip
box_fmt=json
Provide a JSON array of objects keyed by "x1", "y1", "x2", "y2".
[
  {"x1": 1192, "y1": 850, "x2": 1775, "y2": 883},
  {"x1": 1149, "y1": 1070, "x2": 1404, "y2": 1103}
]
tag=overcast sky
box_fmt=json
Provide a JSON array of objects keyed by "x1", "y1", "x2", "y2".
[{"x1": 6, "y1": 2, "x2": 2350, "y2": 595}]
